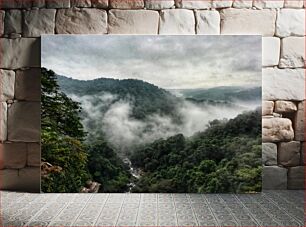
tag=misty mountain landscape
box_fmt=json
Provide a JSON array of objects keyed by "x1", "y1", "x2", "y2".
[{"x1": 41, "y1": 68, "x2": 262, "y2": 193}]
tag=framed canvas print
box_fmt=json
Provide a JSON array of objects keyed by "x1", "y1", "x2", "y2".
[{"x1": 41, "y1": 35, "x2": 262, "y2": 193}]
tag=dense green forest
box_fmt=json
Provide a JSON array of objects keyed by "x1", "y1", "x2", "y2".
[{"x1": 42, "y1": 68, "x2": 262, "y2": 193}]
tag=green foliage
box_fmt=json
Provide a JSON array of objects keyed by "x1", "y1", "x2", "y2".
[
  {"x1": 87, "y1": 140, "x2": 131, "y2": 192},
  {"x1": 41, "y1": 68, "x2": 89, "y2": 192},
  {"x1": 131, "y1": 110, "x2": 262, "y2": 193}
]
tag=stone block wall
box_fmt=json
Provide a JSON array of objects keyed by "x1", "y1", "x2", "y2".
[{"x1": 0, "y1": 0, "x2": 305, "y2": 192}]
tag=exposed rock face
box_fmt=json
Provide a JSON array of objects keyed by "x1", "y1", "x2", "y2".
[
  {"x1": 15, "y1": 69, "x2": 41, "y2": 101},
  {"x1": 262, "y1": 37, "x2": 280, "y2": 66},
  {"x1": 288, "y1": 166, "x2": 304, "y2": 189},
  {"x1": 91, "y1": 0, "x2": 108, "y2": 8},
  {"x1": 23, "y1": 9, "x2": 56, "y2": 37},
  {"x1": 294, "y1": 101, "x2": 305, "y2": 141},
  {"x1": 280, "y1": 37, "x2": 305, "y2": 68},
  {"x1": 274, "y1": 101, "x2": 297, "y2": 113},
  {"x1": 4, "y1": 10, "x2": 22, "y2": 35},
  {"x1": 175, "y1": 0, "x2": 212, "y2": 9},
  {"x1": 253, "y1": 0, "x2": 284, "y2": 8},
  {"x1": 276, "y1": 9, "x2": 305, "y2": 37},
  {"x1": 278, "y1": 141, "x2": 301, "y2": 167},
  {"x1": 0, "y1": 38, "x2": 40, "y2": 69},
  {"x1": 262, "y1": 118, "x2": 294, "y2": 142},
  {"x1": 0, "y1": 70, "x2": 15, "y2": 102},
  {"x1": 145, "y1": 0, "x2": 175, "y2": 9},
  {"x1": 263, "y1": 68, "x2": 305, "y2": 101},
  {"x1": 0, "y1": 143, "x2": 27, "y2": 169},
  {"x1": 159, "y1": 9, "x2": 195, "y2": 34},
  {"x1": 220, "y1": 9, "x2": 276, "y2": 36},
  {"x1": 195, "y1": 10, "x2": 220, "y2": 34},
  {"x1": 262, "y1": 166, "x2": 287, "y2": 189},
  {"x1": 8, "y1": 102, "x2": 41, "y2": 142},
  {"x1": 0, "y1": 102, "x2": 7, "y2": 142},
  {"x1": 108, "y1": 10, "x2": 159, "y2": 34},
  {"x1": 109, "y1": 0, "x2": 144, "y2": 9},
  {"x1": 46, "y1": 0, "x2": 70, "y2": 8},
  {"x1": 262, "y1": 143, "x2": 277, "y2": 166},
  {"x1": 262, "y1": 101, "x2": 274, "y2": 116},
  {"x1": 56, "y1": 8, "x2": 107, "y2": 34}
]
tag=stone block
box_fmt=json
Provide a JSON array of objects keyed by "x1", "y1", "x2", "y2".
[
  {"x1": 284, "y1": 0, "x2": 304, "y2": 8},
  {"x1": 32, "y1": 0, "x2": 46, "y2": 8},
  {"x1": 288, "y1": 166, "x2": 304, "y2": 189},
  {"x1": 195, "y1": 10, "x2": 220, "y2": 34},
  {"x1": 301, "y1": 142, "x2": 305, "y2": 165},
  {"x1": 0, "y1": 102, "x2": 7, "y2": 142},
  {"x1": 8, "y1": 102, "x2": 40, "y2": 142},
  {"x1": 276, "y1": 9, "x2": 305, "y2": 37},
  {"x1": 0, "y1": 167, "x2": 40, "y2": 192},
  {"x1": 212, "y1": 0, "x2": 233, "y2": 8},
  {"x1": 0, "y1": 0, "x2": 32, "y2": 9},
  {"x1": 274, "y1": 101, "x2": 297, "y2": 113},
  {"x1": 108, "y1": 10, "x2": 159, "y2": 34},
  {"x1": 220, "y1": 8, "x2": 276, "y2": 36},
  {"x1": 109, "y1": 0, "x2": 144, "y2": 8},
  {"x1": 0, "y1": 10, "x2": 4, "y2": 35},
  {"x1": 263, "y1": 68, "x2": 305, "y2": 101},
  {"x1": 175, "y1": 0, "x2": 212, "y2": 9},
  {"x1": 262, "y1": 118, "x2": 294, "y2": 142},
  {"x1": 253, "y1": 0, "x2": 284, "y2": 8},
  {"x1": 279, "y1": 141, "x2": 301, "y2": 166},
  {"x1": 4, "y1": 9, "x2": 22, "y2": 35},
  {"x1": 27, "y1": 143, "x2": 40, "y2": 167},
  {"x1": 56, "y1": 8, "x2": 107, "y2": 34},
  {"x1": 71, "y1": 0, "x2": 92, "y2": 7},
  {"x1": 262, "y1": 166, "x2": 287, "y2": 189},
  {"x1": 46, "y1": 0, "x2": 70, "y2": 8},
  {"x1": 0, "y1": 142, "x2": 27, "y2": 169},
  {"x1": 262, "y1": 143, "x2": 277, "y2": 166},
  {"x1": 15, "y1": 68, "x2": 41, "y2": 101},
  {"x1": 294, "y1": 101, "x2": 305, "y2": 141},
  {"x1": 262, "y1": 101, "x2": 274, "y2": 116},
  {"x1": 0, "y1": 69, "x2": 15, "y2": 102},
  {"x1": 232, "y1": 0, "x2": 253, "y2": 8},
  {"x1": 23, "y1": 9, "x2": 56, "y2": 37},
  {"x1": 280, "y1": 37, "x2": 305, "y2": 68},
  {"x1": 159, "y1": 9, "x2": 195, "y2": 34},
  {"x1": 145, "y1": 0, "x2": 175, "y2": 9},
  {"x1": 262, "y1": 37, "x2": 280, "y2": 66},
  {"x1": 0, "y1": 38, "x2": 40, "y2": 69},
  {"x1": 91, "y1": 0, "x2": 108, "y2": 8}
]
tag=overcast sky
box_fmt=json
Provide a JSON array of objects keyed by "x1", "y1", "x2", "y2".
[{"x1": 42, "y1": 35, "x2": 261, "y2": 89}]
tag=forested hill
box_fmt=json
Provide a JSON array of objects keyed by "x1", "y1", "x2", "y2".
[{"x1": 57, "y1": 75, "x2": 181, "y2": 120}]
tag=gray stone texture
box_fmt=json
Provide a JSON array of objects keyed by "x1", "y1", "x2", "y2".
[
  {"x1": 274, "y1": 100, "x2": 297, "y2": 113},
  {"x1": 15, "y1": 68, "x2": 41, "y2": 101},
  {"x1": 220, "y1": 8, "x2": 276, "y2": 36},
  {"x1": 280, "y1": 37, "x2": 305, "y2": 68},
  {"x1": 71, "y1": 0, "x2": 92, "y2": 7},
  {"x1": 56, "y1": 8, "x2": 107, "y2": 34},
  {"x1": 233, "y1": 0, "x2": 253, "y2": 8},
  {"x1": 91, "y1": 0, "x2": 109, "y2": 8},
  {"x1": 0, "y1": 167, "x2": 40, "y2": 192},
  {"x1": 278, "y1": 141, "x2": 301, "y2": 167},
  {"x1": 32, "y1": 0, "x2": 46, "y2": 8},
  {"x1": 262, "y1": 166, "x2": 288, "y2": 189},
  {"x1": 0, "y1": 142, "x2": 27, "y2": 169},
  {"x1": 284, "y1": 0, "x2": 304, "y2": 8},
  {"x1": 262, "y1": 143, "x2": 277, "y2": 166},
  {"x1": 27, "y1": 143, "x2": 40, "y2": 167},
  {"x1": 288, "y1": 166, "x2": 304, "y2": 189},
  {"x1": 0, "y1": 0, "x2": 32, "y2": 9},
  {"x1": 262, "y1": 118, "x2": 294, "y2": 142},
  {"x1": 262, "y1": 37, "x2": 280, "y2": 66},
  {"x1": 108, "y1": 10, "x2": 159, "y2": 34},
  {"x1": 175, "y1": 0, "x2": 212, "y2": 9},
  {"x1": 109, "y1": 0, "x2": 144, "y2": 9},
  {"x1": 0, "y1": 38, "x2": 40, "y2": 69},
  {"x1": 0, "y1": 10, "x2": 4, "y2": 35},
  {"x1": 0, "y1": 102, "x2": 8, "y2": 142},
  {"x1": 145, "y1": 0, "x2": 175, "y2": 9},
  {"x1": 23, "y1": 9, "x2": 56, "y2": 37},
  {"x1": 195, "y1": 10, "x2": 220, "y2": 34},
  {"x1": 159, "y1": 9, "x2": 195, "y2": 34},
  {"x1": 253, "y1": 0, "x2": 284, "y2": 9},
  {"x1": 46, "y1": 0, "x2": 70, "y2": 8},
  {"x1": 262, "y1": 101, "x2": 274, "y2": 115},
  {"x1": 8, "y1": 102, "x2": 41, "y2": 142},
  {"x1": 276, "y1": 9, "x2": 305, "y2": 37},
  {"x1": 0, "y1": 69, "x2": 15, "y2": 102},
  {"x1": 294, "y1": 101, "x2": 305, "y2": 141},
  {"x1": 4, "y1": 9, "x2": 22, "y2": 35}
]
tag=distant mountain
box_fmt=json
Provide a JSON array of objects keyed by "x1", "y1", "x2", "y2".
[{"x1": 170, "y1": 86, "x2": 261, "y2": 102}]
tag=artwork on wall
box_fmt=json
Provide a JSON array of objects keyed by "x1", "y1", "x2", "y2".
[{"x1": 41, "y1": 35, "x2": 262, "y2": 193}]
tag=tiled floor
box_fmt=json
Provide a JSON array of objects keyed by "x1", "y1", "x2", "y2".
[{"x1": 1, "y1": 190, "x2": 304, "y2": 226}]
